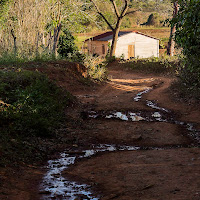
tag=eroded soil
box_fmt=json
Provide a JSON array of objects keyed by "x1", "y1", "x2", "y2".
[{"x1": 0, "y1": 62, "x2": 200, "y2": 200}]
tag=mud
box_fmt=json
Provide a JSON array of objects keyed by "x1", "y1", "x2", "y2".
[
  {"x1": 40, "y1": 144, "x2": 141, "y2": 199},
  {"x1": 40, "y1": 73, "x2": 200, "y2": 199},
  {"x1": 61, "y1": 65, "x2": 200, "y2": 200}
]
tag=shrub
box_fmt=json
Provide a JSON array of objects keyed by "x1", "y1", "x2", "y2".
[
  {"x1": 83, "y1": 56, "x2": 107, "y2": 81},
  {"x1": 172, "y1": 0, "x2": 200, "y2": 91},
  {"x1": 58, "y1": 29, "x2": 85, "y2": 63},
  {"x1": 0, "y1": 69, "x2": 70, "y2": 137},
  {"x1": 0, "y1": 50, "x2": 60, "y2": 67}
]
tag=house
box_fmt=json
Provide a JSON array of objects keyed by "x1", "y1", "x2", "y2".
[{"x1": 83, "y1": 31, "x2": 159, "y2": 59}]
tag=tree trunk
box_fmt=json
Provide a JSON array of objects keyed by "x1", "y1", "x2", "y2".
[
  {"x1": 11, "y1": 29, "x2": 17, "y2": 55},
  {"x1": 167, "y1": 1, "x2": 179, "y2": 56},
  {"x1": 110, "y1": 20, "x2": 122, "y2": 57},
  {"x1": 35, "y1": 32, "x2": 40, "y2": 56},
  {"x1": 52, "y1": 23, "x2": 62, "y2": 55},
  {"x1": 90, "y1": 0, "x2": 136, "y2": 58},
  {"x1": 167, "y1": 26, "x2": 176, "y2": 56}
]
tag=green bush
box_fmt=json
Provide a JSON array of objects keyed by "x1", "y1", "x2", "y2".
[
  {"x1": 0, "y1": 51, "x2": 60, "y2": 67},
  {"x1": 83, "y1": 56, "x2": 107, "y2": 81},
  {"x1": 172, "y1": 0, "x2": 200, "y2": 91},
  {"x1": 0, "y1": 69, "x2": 70, "y2": 137},
  {"x1": 121, "y1": 56, "x2": 179, "y2": 74},
  {"x1": 58, "y1": 29, "x2": 85, "y2": 62},
  {"x1": 142, "y1": 13, "x2": 162, "y2": 27}
]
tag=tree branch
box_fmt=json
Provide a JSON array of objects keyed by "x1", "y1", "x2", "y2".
[
  {"x1": 90, "y1": 0, "x2": 114, "y2": 31},
  {"x1": 120, "y1": 0, "x2": 129, "y2": 18},
  {"x1": 124, "y1": 9, "x2": 141, "y2": 16},
  {"x1": 109, "y1": 0, "x2": 120, "y2": 18}
]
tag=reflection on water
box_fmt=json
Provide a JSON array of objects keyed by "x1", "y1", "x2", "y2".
[{"x1": 40, "y1": 144, "x2": 140, "y2": 199}]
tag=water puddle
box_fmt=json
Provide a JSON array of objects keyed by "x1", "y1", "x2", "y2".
[
  {"x1": 84, "y1": 89, "x2": 200, "y2": 144},
  {"x1": 40, "y1": 153, "x2": 97, "y2": 200},
  {"x1": 133, "y1": 88, "x2": 151, "y2": 101},
  {"x1": 85, "y1": 110, "x2": 169, "y2": 123},
  {"x1": 146, "y1": 100, "x2": 169, "y2": 112},
  {"x1": 40, "y1": 144, "x2": 140, "y2": 199}
]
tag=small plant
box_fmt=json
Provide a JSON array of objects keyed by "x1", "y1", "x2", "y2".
[
  {"x1": 58, "y1": 29, "x2": 85, "y2": 63},
  {"x1": 83, "y1": 56, "x2": 107, "y2": 81}
]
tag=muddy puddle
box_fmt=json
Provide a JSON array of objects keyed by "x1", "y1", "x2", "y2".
[
  {"x1": 83, "y1": 90, "x2": 200, "y2": 144},
  {"x1": 84, "y1": 110, "x2": 169, "y2": 122},
  {"x1": 40, "y1": 144, "x2": 140, "y2": 199},
  {"x1": 40, "y1": 88, "x2": 200, "y2": 199}
]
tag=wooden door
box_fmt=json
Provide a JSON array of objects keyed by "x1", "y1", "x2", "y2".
[{"x1": 128, "y1": 45, "x2": 135, "y2": 59}]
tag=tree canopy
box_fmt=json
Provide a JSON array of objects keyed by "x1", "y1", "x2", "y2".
[{"x1": 173, "y1": 0, "x2": 200, "y2": 88}]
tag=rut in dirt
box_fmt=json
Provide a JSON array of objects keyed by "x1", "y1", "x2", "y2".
[{"x1": 39, "y1": 77, "x2": 200, "y2": 200}]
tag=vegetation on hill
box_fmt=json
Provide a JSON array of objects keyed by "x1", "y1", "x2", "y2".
[
  {"x1": 0, "y1": 68, "x2": 73, "y2": 166},
  {"x1": 120, "y1": 56, "x2": 179, "y2": 75}
]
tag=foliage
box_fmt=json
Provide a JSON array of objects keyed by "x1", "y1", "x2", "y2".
[
  {"x1": 0, "y1": 69, "x2": 69, "y2": 137},
  {"x1": 0, "y1": 51, "x2": 60, "y2": 66},
  {"x1": 83, "y1": 56, "x2": 107, "y2": 81},
  {"x1": 172, "y1": 0, "x2": 200, "y2": 90},
  {"x1": 58, "y1": 29, "x2": 78, "y2": 56},
  {"x1": 58, "y1": 29, "x2": 85, "y2": 62},
  {"x1": 87, "y1": 0, "x2": 173, "y2": 30},
  {"x1": 142, "y1": 13, "x2": 163, "y2": 27},
  {"x1": 0, "y1": 0, "x2": 92, "y2": 59},
  {"x1": 120, "y1": 55, "x2": 180, "y2": 74}
]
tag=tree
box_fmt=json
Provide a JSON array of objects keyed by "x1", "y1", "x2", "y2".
[
  {"x1": 89, "y1": 0, "x2": 139, "y2": 57},
  {"x1": 58, "y1": 29, "x2": 78, "y2": 57},
  {"x1": 0, "y1": 0, "x2": 92, "y2": 58},
  {"x1": 172, "y1": 0, "x2": 200, "y2": 88},
  {"x1": 167, "y1": 1, "x2": 179, "y2": 56}
]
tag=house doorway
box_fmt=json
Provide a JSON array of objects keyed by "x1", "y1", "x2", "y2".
[{"x1": 128, "y1": 45, "x2": 135, "y2": 59}]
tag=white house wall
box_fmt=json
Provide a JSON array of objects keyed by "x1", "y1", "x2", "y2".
[
  {"x1": 113, "y1": 32, "x2": 159, "y2": 59},
  {"x1": 113, "y1": 32, "x2": 136, "y2": 59},
  {"x1": 134, "y1": 33, "x2": 159, "y2": 58},
  {"x1": 86, "y1": 32, "x2": 159, "y2": 59}
]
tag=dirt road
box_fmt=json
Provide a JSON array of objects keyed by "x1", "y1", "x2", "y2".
[
  {"x1": 1, "y1": 62, "x2": 200, "y2": 200},
  {"x1": 61, "y1": 64, "x2": 200, "y2": 200}
]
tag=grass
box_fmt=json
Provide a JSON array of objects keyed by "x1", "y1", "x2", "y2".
[
  {"x1": 118, "y1": 56, "x2": 180, "y2": 75},
  {"x1": 171, "y1": 80, "x2": 200, "y2": 102},
  {"x1": 0, "y1": 51, "x2": 61, "y2": 67},
  {"x1": 0, "y1": 68, "x2": 74, "y2": 166}
]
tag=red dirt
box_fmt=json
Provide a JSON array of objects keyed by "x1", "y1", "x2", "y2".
[
  {"x1": 0, "y1": 61, "x2": 200, "y2": 200},
  {"x1": 65, "y1": 63, "x2": 200, "y2": 200}
]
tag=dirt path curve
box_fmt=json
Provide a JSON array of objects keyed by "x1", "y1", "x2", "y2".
[
  {"x1": 62, "y1": 65, "x2": 200, "y2": 200},
  {"x1": 1, "y1": 63, "x2": 200, "y2": 200}
]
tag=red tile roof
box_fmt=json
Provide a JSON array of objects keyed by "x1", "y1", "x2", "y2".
[
  {"x1": 85, "y1": 31, "x2": 113, "y2": 41},
  {"x1": 85, "y1": 31, "x2": 159, "y2": 42}
]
